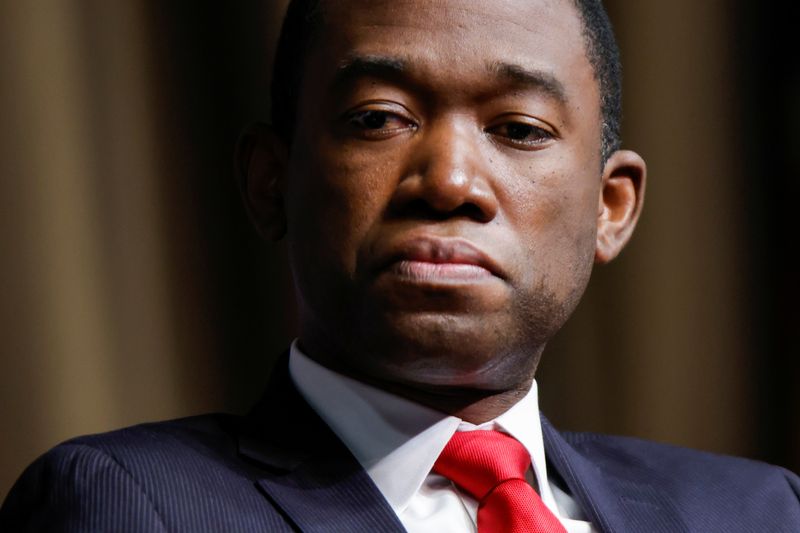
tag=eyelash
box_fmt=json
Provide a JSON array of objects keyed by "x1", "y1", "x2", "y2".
[
  {"x1": 486, "y1": 122, "x2": 554, "y2": 148},
  {"x1": 346, "y1": 109, "x2": 417, "y2": 139},
  {"x1": 344, "y1": 109, "x2": 555, "y2": 149}
]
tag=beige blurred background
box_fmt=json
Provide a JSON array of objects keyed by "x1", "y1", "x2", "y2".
[{"x1": 1, "y1": 1, "x2": 798, "y2": 499}]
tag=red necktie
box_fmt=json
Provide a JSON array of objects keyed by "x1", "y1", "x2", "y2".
[{"x1": 433, "y1": 430, "x2": 568, "y2": 533}]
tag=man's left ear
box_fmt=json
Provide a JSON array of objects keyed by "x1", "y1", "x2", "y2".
[
  {"x1": 595, "y1": 149, "x2": 646, "y2": 264},
  {"x1": 234, "y1": 122, "x2": 289, "y2": 241}
]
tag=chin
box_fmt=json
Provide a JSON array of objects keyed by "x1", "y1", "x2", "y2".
[{"x1": 351, "y1": 310, "x2": 537, "y2": 389}]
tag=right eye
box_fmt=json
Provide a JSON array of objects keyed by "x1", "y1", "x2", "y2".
[{"x1": 344, "y1": 108, "x2": 417, "y2": 139}]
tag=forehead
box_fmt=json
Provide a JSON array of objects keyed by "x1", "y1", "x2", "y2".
[
  {"x1": 310, "y1": 0, "x2": 597, "y2": 109},
  {"x1": 320, "y1": 0, "x2": 581, "y2": 49}
]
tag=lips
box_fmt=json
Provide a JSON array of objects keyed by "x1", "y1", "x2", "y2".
[{"x1": 375, "y1": 236, "x2": 506, "y2": 283}]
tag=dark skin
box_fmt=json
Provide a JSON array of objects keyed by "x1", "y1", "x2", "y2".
[{"x1": 239, "y1": 0, "x2": 645, "y2": 424}]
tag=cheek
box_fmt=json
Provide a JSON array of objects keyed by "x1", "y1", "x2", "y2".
[
  {"x1": 285, "y1": 138, "x2": 399, "y2": 275},
  {"x1": 506, "y1": 162, "x2": 600, "y2": 297}
]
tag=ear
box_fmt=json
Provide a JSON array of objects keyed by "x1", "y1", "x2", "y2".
[
  {"x1": 595, "y1": 149, "x2": 646, "y2": 264},
  {"x1": 235, "y1": 123, "x2": 289, "y2": 241}
]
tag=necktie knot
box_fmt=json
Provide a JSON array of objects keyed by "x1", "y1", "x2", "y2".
[
  {"x1": 433, "y1": 430, "x2": 531, "y2": 500},
  {"x1": 433, "y1": 430, "x2": 567, "y2": 533}
]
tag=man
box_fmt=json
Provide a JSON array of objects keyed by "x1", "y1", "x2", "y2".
[{"x1": 2, "y1": 0, "x2": 799, "y2": 531}]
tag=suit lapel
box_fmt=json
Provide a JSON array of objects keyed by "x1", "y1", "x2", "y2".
[
  {"x1": 540, "y1": 415, "x2": 688, "y2": 533},
  {"x1": 239, "y1": 353, "x2": 689, "y2": 532},
  {"x1": 237, "y1": 354, "x2": 405, "y2": 533},
  {"x1": 254, "y1": 456, "x2": 406, "y2": 533}
]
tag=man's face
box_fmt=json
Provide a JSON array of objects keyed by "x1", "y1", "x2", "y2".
[{"x1": 278, "y1": 0, "x2": 613, "y2": 391}]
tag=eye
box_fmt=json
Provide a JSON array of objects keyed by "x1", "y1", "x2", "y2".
[
  {"x1": 350, "y1": 110, "x2": 390, "y2": 129},
  {"x1": 487, "y1": 120, "x2": 556, "y2": 149},
  {"x1": 344, "y1": 108, "x2": 417, "y2": 139}
]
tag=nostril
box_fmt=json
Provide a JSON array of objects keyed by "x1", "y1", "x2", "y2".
[
  {"x1": 387, "y1": 198, "x2": 437, "y2": 220},
  {"x1": 388, "y1": 198, "x2": 488, "y2": 222},
  {"x1": 450, "y1": 203, "x2": 488, "y2": 221}
]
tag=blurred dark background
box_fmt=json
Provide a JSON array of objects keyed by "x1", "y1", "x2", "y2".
[{"x1": 1, "y1": 1, "x2": 798, "y2": 499}]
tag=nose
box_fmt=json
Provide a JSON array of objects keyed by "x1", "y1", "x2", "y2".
[{"x1": 389, "y1": 118, "x2": 498, "y2": 223}]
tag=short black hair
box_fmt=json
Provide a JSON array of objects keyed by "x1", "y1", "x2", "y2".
[{"x1": 270, "y1": 0, "x2": 622, "y2": 162}]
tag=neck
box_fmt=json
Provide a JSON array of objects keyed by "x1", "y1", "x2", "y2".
[
  {"x1": 298, "y1": 341, "x2": 536, "y2": 425},
  {"x1": 387, "y1": 384, "x2": 532, "y2": 425}
]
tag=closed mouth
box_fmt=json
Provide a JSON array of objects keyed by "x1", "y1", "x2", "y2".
[{"x1": 378, "y1": 236, "x2": 506, "y2": 282}]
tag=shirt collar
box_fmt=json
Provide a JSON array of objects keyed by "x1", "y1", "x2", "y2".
[{"x1": 288, "y1": 341, "x2": 556, "y2": 514}]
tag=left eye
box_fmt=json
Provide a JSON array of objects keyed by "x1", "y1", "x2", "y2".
[
  {"x1": 487, "y1": 122, "x2": 554, "y2": 147},
  {"x1": 349, "y1": 110, "x2": 391, "y2": 129}
]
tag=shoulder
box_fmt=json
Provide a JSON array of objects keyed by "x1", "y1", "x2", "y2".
[
  {"x1": 562, "y1": 430, "x2": 800, "y2": 522},
  {"x1": 45, "y1": 413, "x2": 250, "y2": 489},
  {"x1": 0, "y1": 414, "x2": 289, "y2": 532},
  {"x1": 63, "y1": 413, "x2": 242, "y2": 466},
  {"x1": 562, "y1": 429, "x2": 797, "y2": 482}
]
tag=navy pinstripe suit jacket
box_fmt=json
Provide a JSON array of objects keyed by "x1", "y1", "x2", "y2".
[{"x1": 2, "y1": 357, "x2": 799, "y2": 532}]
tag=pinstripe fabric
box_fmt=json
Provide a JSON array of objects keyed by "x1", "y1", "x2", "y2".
[
  {"x1": 1, "y1": 443, "x2": 167, "y2": 533},
  {"x1": 1, "y1": 416, "x2": 296, "y2": 532},
  {"x1": 0, "y1": 357, "x2": 406, "y2": 533},
  {"x1": 256, "y1": 461, "x2": 405, "y2": 532},
  {"x1": 545, "y1": 418, "x2": 800, "y2": 533},
  {"x1": 2, "y1": 355, "x2": 799, "y2": 532}
]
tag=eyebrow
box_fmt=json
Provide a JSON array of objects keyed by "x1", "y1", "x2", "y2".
[
  {"x1": 331, "y1": 55, "x2": 568, "y2": 105},
  {"x1": 487, "y1": 61, "x2": 568, "y2": 105},
  {"x1": 333, "y1": 55, "x2": 408, "y2": 88}
]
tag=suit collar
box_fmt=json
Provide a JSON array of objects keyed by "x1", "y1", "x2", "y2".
[
  {"x1": 238, "y1": 354, "x2": 687, "y2": 533},
  {"x1": 541, "y1": 415, "x2": 688, "y2": 533},
  {"x1": 237, "y1": 353, "x2": 405, "y2": 533}
]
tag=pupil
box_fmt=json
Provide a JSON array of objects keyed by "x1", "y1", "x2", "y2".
[
  {"x1": 507, "y1": 123, "x2": 532, "y2": 140},
  {"x1": 363, "y1": 111, "x2": 387, "y2": 129}
]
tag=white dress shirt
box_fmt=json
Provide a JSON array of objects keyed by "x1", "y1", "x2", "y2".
[{"x1": 289, "y1": 341, "x2": 596, "y2": 533}]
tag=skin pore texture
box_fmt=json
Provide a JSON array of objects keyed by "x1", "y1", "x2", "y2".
[{"x1": 240, "y1": 0, "x2": 645, "y2": 423}]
